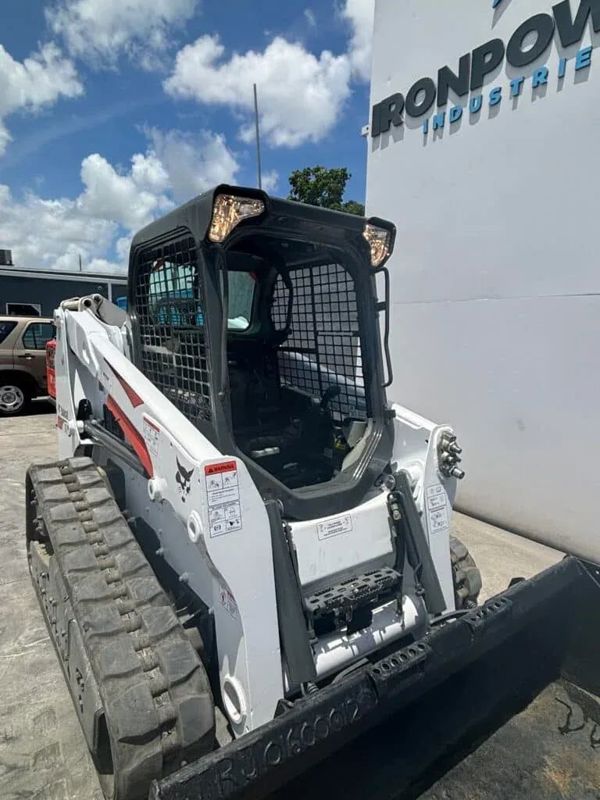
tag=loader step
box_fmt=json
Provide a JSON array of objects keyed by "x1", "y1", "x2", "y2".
[
  {"x1": 26, "y1": 457, "x2": 215, "y2": 800},
  {"x1": 305, "y1": 567, "x2": 401, "y2": 624}
]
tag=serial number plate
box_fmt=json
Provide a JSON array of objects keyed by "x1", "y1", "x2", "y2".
[{"x1": 317, "y1": 515, "x2": 353, "y2": 540}]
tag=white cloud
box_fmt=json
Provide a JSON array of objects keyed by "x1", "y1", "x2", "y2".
[
  {"x1": 0, "y1": 184, "x2": 117, "y2": 273},
  {"x1": 147, "y1": 128, "x2": 239, "y2": 201},
  {"x1": 340, "y1": 0, "x2": 375, "y2": 82},
  {"x1": 304, "y1": 9, "x2": 317, "y2": 28},
  {"x1": 261, "y1": 169, "x2": 279, "y2": 194},
  {"x1": 0, "y1": 128, "x2": 240, "y2": 273},
  {"x1": 164, "y1": 1, "x2": 375, "y2": 149},
  {"x1": 165, "y1": 35, "x2": 352, "y2": 148},
  {"x1": 0, "y1": 42, "x2": 82, "y2": 155},
  {"x1": 78, "y1": 152, "x2": 172, "y2": 230},
  {"x1": 47, "y1": 0, "x2": 199, "y2": 68}
]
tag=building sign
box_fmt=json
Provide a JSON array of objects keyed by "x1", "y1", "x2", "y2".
[{"x1": 371, "y1": 0, "x2": 599, "y2": 139}]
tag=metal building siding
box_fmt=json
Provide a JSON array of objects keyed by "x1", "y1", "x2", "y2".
[
  {"x1": 366, "y1": 0, "x2": 600, "y2": 563},
  {"x1": 0, "y1": 275, "x2": 126, "y2": 316}
]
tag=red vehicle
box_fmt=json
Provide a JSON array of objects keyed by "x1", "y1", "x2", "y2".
[{"x1": 46, "y1": 338, "x2": 56, "y2": 400}]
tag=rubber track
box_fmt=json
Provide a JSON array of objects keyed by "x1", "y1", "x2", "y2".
[
  {"x1": 28, "y1": 457, "x2": 215, "y2": 800},
  {"x1": 450, "y1": 535, "x2": 483, "y2": 608}
]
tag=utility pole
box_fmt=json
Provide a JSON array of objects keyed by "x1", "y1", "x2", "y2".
[{"x1": 253, "y1": 83, "x2": 263, "y2": 190}]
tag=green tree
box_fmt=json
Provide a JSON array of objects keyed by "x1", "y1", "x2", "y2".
[{"x1": 288, "y1": 166, "x2": 365, "y2": 216}]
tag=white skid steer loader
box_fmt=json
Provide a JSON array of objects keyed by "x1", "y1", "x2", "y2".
[{"x1": 25, "y1": 187, "x2": 598, "y2": 800}]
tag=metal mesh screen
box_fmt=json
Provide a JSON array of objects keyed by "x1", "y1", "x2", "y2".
[
  {"x1": 133, "y1": 236, "x2": 212, "y2": 424},
  {"x1": 271, "y1": 263, "x2": 367, "y2": 420}
]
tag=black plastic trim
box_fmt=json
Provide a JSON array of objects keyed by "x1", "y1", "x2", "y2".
[{"x1": 266, "y1": 499, "x2": 317, "y2": 686}]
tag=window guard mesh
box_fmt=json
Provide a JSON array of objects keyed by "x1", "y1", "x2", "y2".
[
  {"x1": 271, "y1": 263, "x2": 367, "y2": 421},
  {"x1": 133, "y1": 236, "x2": 212, "y2": 425}
]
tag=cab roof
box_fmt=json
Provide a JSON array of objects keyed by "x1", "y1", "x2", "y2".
[{"x1": 130, "y1": 184, "x2": 375, "y2": 252}]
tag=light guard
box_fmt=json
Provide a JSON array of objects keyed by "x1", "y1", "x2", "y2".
[
  {"x1": 363, "y1": 223, "x2": 392, "y2": 269},
  {"x1": 208, "y1": 194, "x2": 265, "y2": 243}
]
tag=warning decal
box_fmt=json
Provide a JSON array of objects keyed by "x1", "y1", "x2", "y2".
[
  {"x1": 425, "y1": 485, "x2": 449, "y2": 535},
  {"x1": 204, "y1": 461, "x2": 242, "y2": 536},
  {"x1": 205, "y1": 461, "x2": 236, "y2": 476}
]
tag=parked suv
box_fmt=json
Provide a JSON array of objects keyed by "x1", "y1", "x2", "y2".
[{"x1": 0, "y1": 316, "x2": 55, "y2": 416}]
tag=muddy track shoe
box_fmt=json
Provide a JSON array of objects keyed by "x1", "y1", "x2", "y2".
[{"x1": 26, "y1": 457, "x2": 215, "y2": 800}]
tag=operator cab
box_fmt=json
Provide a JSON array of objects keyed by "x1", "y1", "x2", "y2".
[
  {"x1": 129, "y1": 187, "x2": 396, "y2": 519},
  {"x1": 224, "y1": 240, "x2": 369, "y2": 490}
]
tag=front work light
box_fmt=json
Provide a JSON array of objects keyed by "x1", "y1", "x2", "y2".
[
  {"x1": 363, "y1": 223, "x2": 392, "y2": 268},
  {"x1": 208, "y1": 194, "x2": 265, "y2": 243}
]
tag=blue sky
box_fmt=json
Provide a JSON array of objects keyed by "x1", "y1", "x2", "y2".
[{"x1": 0, "y1": 0, "x2": 373, "y2": 272}]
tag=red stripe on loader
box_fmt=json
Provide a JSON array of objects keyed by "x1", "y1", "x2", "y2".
[
  {"x1": 106, "y1": 362, "x2": 144, "y2": 408},
  {"x1": 106, "y1": 395, "x2": 154, "y2": 477}
]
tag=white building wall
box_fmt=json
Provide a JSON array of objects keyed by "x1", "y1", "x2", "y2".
[{"x1": 367, "y1": 0, "x2": 600, "y2": 561}]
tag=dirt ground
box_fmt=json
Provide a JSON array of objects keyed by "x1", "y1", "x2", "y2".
[{"x1": 0, "y1": 407, "x2": 597, "y2": 800}]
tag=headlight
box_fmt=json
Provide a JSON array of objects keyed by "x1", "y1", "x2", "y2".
[
  {"x1": 363, "y1": 223, "x2": 392, "y2": 268},
  {"x1": 208, "y1": 194, "x2": 265, "y2": 243}
]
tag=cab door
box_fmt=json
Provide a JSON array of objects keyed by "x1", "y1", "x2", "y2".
[{"x1": 13, "y1": 321, "x2": 55, "y2": 393}]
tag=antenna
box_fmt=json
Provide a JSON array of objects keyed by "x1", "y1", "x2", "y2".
[{"x1": 253, "y1": 83, "x2": 263, "y2": 190}]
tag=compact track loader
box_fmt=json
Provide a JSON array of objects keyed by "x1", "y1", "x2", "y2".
[{"x1": 26, "y1": 187, "x2": 599, "y2": 800}]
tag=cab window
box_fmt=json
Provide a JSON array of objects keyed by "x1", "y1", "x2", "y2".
[
  {"x1": 0, "y1": 321, "x2": 17, "y2": 344},
  {"x1": 22, "y1": 322, "x2": 54, "y2": 350},
  {"x1": 228, "y1": 271, "x2": 254, "y2": 331},
  {"x1": 149, "y1": 260, "x2": 204, "y2": 327}
]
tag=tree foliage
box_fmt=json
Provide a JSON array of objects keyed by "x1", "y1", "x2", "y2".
[{"x1": 288, "y1": 166, "x2": 365, "y2": 216}]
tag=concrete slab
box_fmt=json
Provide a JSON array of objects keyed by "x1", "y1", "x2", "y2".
[
  {"x1": 0, "y1": 406, "x2": 103, "y2": 800},
  {"x1": 453, "y1": 511, "x2": 564, "y2": 601}
]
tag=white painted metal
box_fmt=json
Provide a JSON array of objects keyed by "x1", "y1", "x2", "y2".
[
  {"x1": 367, "y1": 0, "x2": 600, "y2": 564},
  {"x1": 288, "y1": 491, "x2": 394, "y2": 595},
  {"x1": 312, "y1": 595, "x2": 426, "y2": 680},
  {"x1": 391, "y1": 405, "x2": 457, "y2": 611}
]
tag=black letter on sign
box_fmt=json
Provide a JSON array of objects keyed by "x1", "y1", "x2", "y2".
[
  {"x1": 553, "y1": 0, "x2": 600, "y2": 47},
  {"x1": 405, "y1": 78, "x2": 437, "y2": 117},
  {"x1": 507, "y1": 14, "x2": 555, "y2": 67},
  {"x1": 437, "y1": 53, "x2": 471, "y2": 107},
  {"x1": 470, "y1": 39, "x2": 505, "y2": 90},
  {"x1": 371, "y1": 93, "x2": 405, "y2": 137}
]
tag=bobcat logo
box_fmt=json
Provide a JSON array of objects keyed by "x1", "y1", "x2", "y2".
[{"x1": 175, "y1": 458, "x2": 194, "y2": 501}]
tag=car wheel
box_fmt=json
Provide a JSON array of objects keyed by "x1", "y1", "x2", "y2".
[{"x1": 0, "y1": 381, "x2": 30, "y2": 416}]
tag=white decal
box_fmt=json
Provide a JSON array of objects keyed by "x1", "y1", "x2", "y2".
[
  {"x1": 205, "y1": 461, "x2": 242, "y2": 536},
  {"x1": 218, "y1": 586, "x2": 239, "y2": 619},
  {"x1": 426, "y1": 485, "x2": 449, "y2": 534},
  {"x1": 143, "y1": 416, "x2": 160, "y2": 456},
  {"x1": 317, "y1": 515, "x2": 353, "y2": 540},
  {"x1": 426, "y1": 484, "x2": 446, "y2": 510}
]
